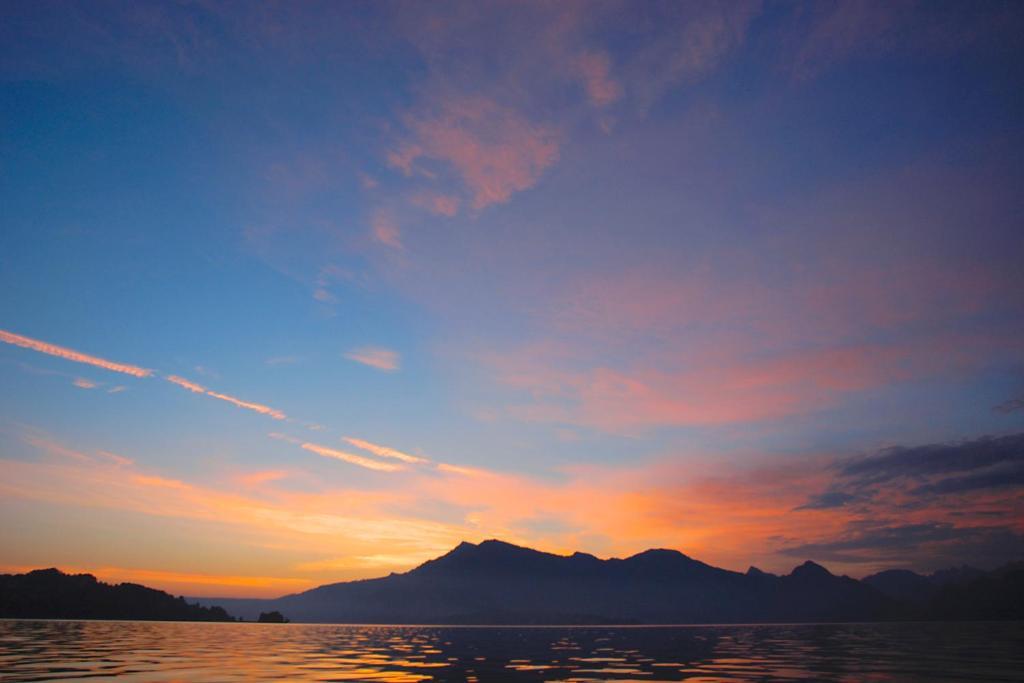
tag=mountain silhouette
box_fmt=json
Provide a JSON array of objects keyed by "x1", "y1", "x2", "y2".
[
  {"x1": 0, "y1": 568, "x2": 235, "y2": 621},
  {"x1": 8, "y1": 542, "x2": 1019, "y2": 624},
  {"x1": 197, "y1": 539, "x2": 898, "y2": 624},
  {"x1": 862, "y1": 569, "x2": 938, "y2": 604}
]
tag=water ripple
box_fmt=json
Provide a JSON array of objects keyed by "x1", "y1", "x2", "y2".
[{"x1": 1, "y1": 620, "x2": 1021, "y2": 682}]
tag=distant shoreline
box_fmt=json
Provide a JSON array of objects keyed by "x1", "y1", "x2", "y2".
[
  {"x1": 6, "y1": 542, "x2": 1023, "y2": 624},
  {"x1": 4, "y1": 617, "x2": 1024, "y2": 627}
]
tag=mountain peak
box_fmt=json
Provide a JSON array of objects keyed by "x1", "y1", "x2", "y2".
[
  {"x1": 627, "y1": 548, "x2": 691, "y2": 562},
  {"x1": 478, "y1": 538, "x2": 524, "y2": 551},
  {"x1": 790, "y1": 560, "x2": 833, "y2": 580}
]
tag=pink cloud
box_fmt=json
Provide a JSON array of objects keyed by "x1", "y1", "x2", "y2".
[
  {"x1": 73, "y1": 378, "x2": 97, "y2": 389},
  {"x1": 371, "y1": 210, "x2": 402, "y2": 250},
  {"x1": 165, "y1": 374, "x2": 287, "y2": 420},
  {"x1": 411, "y1": 191, "x2": 460, "y2": 217},
  {"x1": 575, "y1": 51, "x2": 621, "y2": 107},
  {"x1": 0, "y1": 329, "x2": 152, "y2": 378},
  {"x1": 165, "y1": 374, "x2": 205, "y2": 394},
  {"x1": 389, "y1": 96, "x2": 559, "y2": 210},
  {"x1": 378, "y1": 149, "x2": 1020, "y2": 438},
  {"x1": 206, "y1": 390, "x2": 287, "y2": 420},
  {"x1": 358, "y1": 171, "x2": 379, "y2": 190},
  {"x1": 622, "y1": 2, "x2": 760, "y2": 111},
  {"x1": 386, "y1": 144, "x2": 423, "y2": 176},
  {"x1": 478, "y1": 236, "x2": 1021, "y2": 434},
  {"x1": 344, "y1": 347, "x2": 400, "y2": 372},
  {"x1": 491, "y1": 328, "x2": 1019, "y2": 433}
]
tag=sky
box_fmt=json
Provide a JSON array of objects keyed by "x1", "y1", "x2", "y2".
[{"x1": 1, "y1": 0, "x2": 1023, "y2": 598}]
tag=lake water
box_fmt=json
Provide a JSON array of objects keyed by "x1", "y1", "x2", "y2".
[{"x1": 1, "y1": 620, "x2": 1022, "y2": 682}]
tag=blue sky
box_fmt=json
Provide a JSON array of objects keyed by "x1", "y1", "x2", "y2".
[{"x1": 1, "y1": 1, "x2": 1022, "y2": 596}]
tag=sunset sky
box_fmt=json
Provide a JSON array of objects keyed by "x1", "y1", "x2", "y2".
[{"x1": 1, "y1": 1, "x2": 1023, "y2": 598}]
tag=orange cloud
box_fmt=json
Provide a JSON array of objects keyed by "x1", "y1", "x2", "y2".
[
  {"x1": 165, "y1": 375, "x2": 287, "y2": 420},
  {"x1": 299, "y1": 442, "x2": 402, "y2": 472},
  {"x1": 21, "y1": 433, "x2": 92, "y2": 462},
  {"x1": 72, "y1": 378, "x2": 97, "y2": 389},
  {"x1": 344, "y1": 437, "x2": 429, "y2": 464},
  {"x1": 0, "y1": 329, "x2": 152, "y2": 378},
  {"x1": 294, "y1": 553, "x2": 431, "y2": 572},
  {"x1": 435, "y1": 462, "x2": 493, "y2": 478},
  {"x1": 344, "y1": 347, "x2": 400, "y2": 372},
  {"x1": 237, "y1": 469, "x2": 292, "y2": 487},
  {"x1": 390, "y1": 96, "x2": 558, "y2": 209},
  {"x1": 96, "y1": 450, "x2": 133, "y2": 467},
  {"x1": 5, "y1": 427, "x2": 1018, "y2": 592},
  {"x1": 270, "y1": 433, "x2": 402, "y2": 472},
  {"x1": 165, "y1": 374, "x2": 205, "y2": 393}
]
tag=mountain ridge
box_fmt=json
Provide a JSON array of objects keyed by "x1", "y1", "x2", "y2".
[
  {"x1": 5, "y1": 540, "x2": 1019, "y2": 624},
  {"x1": 192, "y1": 539, "x2": 1018, "y2": 624}
]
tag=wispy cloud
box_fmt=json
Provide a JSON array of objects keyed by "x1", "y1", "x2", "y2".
[
  {"x1": 165, "y1": 375, "x2": 287, "y2": 420},
  {"x1": 371, "y1": 210, "x2": 402, "y2": 249},
  {"x1": 165, "y1": 375, "x2": 206, "y2": 393},
  {"x1": 995, "y1": 396, "x2": 1024, "y2": 414},
  {"x1": 22, "y1": 433, "x2": 92, "y2": 462},
  {"x1": 0, "y1": 329, "x2": 152, "y2": 378},
  {"x1": 312, "y1": 265, "x2": 353, "y2": 305},
  {"x1": 574, "y1": 51, "x2": 621, "y2": 107},
  {"x1": 344, "y1": 437, "x2": 428, "y2": 464},
  {"x1": 207, "y1": 390, "x2": 287, "y2": 420},
  {"x1": 236, "y1": 469, "x2": 293, "y2": 487},
  {"x1": 358, "y1": 171, "x2": 379, "y2": 190},
  {"x1": 269, "y1": 433, "x2": 401, "y2": 472},
  {"x1": 389, "y1": 95, "x2": 559, "y2": 210},
  {"x1": 410, "y1": 191, "x2": 460, "y2": 217},
  {"x1": 294, "y1": 552, "x2": 430, "y2": 572},
  {"x1": 9, "y1": 423, "x2": 1023, "y2": 583},
  {"x1": 344, "y1": 347, "x2": 400, "y2": 372},
  {"x1": 73, "y1": 378, "x2": 97, "y2": 389},
  {"x1": 301, "y1": 443, "x2": 401, "y2": 472},
  {"x1": 96, "y1": 450, "x2": 133, "y2": 467},
  {"x1": 435, "y1": 462, "x2": 493, "y2": 478}
]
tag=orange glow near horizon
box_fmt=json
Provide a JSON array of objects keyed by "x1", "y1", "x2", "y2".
[{"x1": 3, "y1": 425, "x2": 1020, "y2": 598}]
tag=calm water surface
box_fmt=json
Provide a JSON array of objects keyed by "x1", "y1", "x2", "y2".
[{"x1": 1, "y1": 620, "x2": 1022, "y2": 682}]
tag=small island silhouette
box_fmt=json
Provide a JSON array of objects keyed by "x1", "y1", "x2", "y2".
[
  {"x1": 257, "y1": 610, "x2": 290, "y2": 623},
  {"x1": 3, "y1": 540, "x2": 1021, "y2": 624}
]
